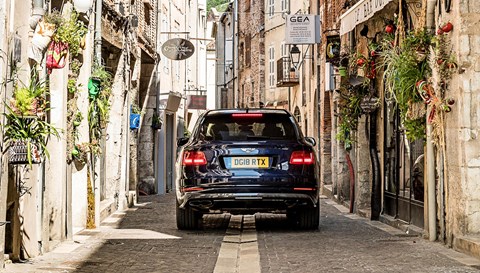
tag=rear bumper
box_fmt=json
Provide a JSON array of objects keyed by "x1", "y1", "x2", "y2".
[{"x1": 178, "y1": 191, "x2": 318, "y2": 213}]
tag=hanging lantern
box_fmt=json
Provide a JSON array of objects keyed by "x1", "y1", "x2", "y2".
[{"x1": 74, "y1": 0, "x2": 94, "y2": 13}]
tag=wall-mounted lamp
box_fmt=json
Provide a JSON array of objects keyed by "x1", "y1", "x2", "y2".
[
  {"x1": 290, "y1": 44, "x2": 301, "y2": 70},
  {"x1": 129, "y1": 14, "x2": 139, "y2": 28}
]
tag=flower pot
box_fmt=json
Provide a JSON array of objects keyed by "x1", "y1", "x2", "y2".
[
  {"x1": 8, "y1": 140, "x2": 41, "y2": 164},
  {"x1": 130, "y1": 113, "x2": 141, "y2": 130},
  {"x1": 88, "y1": 77, "x2": 101, "y2": 98},
  {"x1": 441, "y1": 22, "x2": 453, "y2": 33},
  {"x1": 338, "y1": 66, "x2": 347, "y2": 77}
]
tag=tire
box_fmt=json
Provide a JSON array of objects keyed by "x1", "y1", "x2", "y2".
[
  {"x1": 289, "y1": 204, "x2": 319, "y2": 230},
  {"x1": 176, "y1": 200, "x2": 202, "y2": 230}
]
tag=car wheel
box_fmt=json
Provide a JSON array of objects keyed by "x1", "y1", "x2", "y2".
[
  {"x1": 289, "y1": 204, "x2": 319, "y2": 230},
  {"x1": 176, "y1": 200, "x2": 202, "y2": 230}
]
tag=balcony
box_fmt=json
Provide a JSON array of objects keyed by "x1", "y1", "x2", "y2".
[{"x1": 276, "y1": 57, "x2": 299, "y2": 87}]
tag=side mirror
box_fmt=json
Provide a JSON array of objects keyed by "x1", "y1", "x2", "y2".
[
  {"x1": 305, "y1": 137, "x2": 316, "y2": 147},
  {"x1": 177, "y1": 137, "x2": 189, "y2": 147}
]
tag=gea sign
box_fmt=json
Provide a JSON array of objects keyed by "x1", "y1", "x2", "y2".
[
  {"x1": 289, "y1": 16, "x2": 310, "y2": 23},
  {"x1": 285, "y1": 14, "x2": 321, "y2": 45},
  {"x1": 161, "y1": 38, "x2": 195, "y2": 60}
]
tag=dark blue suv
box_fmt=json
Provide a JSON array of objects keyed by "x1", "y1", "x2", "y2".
[{"x1": 175, "y1": 109, "x2": 319, "y2": 229}]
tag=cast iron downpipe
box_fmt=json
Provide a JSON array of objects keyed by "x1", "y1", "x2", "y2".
[
  {"x1": 30, "y1": 0, "x2": 44, "y2": 29},
  {"x1": 94, "y1": 0, "x2": 102, "y2": 63},
  {"x1": 370, "y1": 111, "x2": 381, "y2": 220},
  {"x1": 346, "y1": 152, "x2": 355, "y2": 213},
  {"x1": 426, "y1": 0, "x2": 437, "y2": 242}
]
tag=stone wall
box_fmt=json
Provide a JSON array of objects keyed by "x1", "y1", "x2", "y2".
[
  {"x1": 445, "y1": 0, "x2": 480, "y2": 237},
  {"x1": 237, "y1": 0, "x2": 264, "y2": 107}
]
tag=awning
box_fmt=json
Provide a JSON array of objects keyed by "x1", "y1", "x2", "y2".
[{"x1": 340, "y1": 0, "x2": 394, "y2": 35}]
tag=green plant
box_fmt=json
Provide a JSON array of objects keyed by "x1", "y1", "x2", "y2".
[
  {"x1": 10, "y1": 79, "x2": 48, "y2": 117},
  {"x1": 130, "y1": 103, "x2": 142, "y2": 114},
  {"x1": 43, "y1": 9, "x2": 63, "y2": 27},
  {"x1": 2, "y1": 105, "x2": 60, "y2": 165},
  {"x1": 89, "y1": 64, "x2": 113, "y2": 128},
  {"x1": 88, "y1": 64, "x2": 113, "y2": 156},
  {"x1": 379, "y1": 30, "x2": 433, "y2": 140},
  {"x1": 335, "y1": 84, "x2": 368, "y2": 150},
  {"x1": 52, "y1": 11, "x2": 87, "y2": 56}
]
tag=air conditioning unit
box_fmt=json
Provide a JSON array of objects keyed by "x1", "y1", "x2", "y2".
[{"x1": 324, "y1": 62, "x2": 335, "y2": 91}]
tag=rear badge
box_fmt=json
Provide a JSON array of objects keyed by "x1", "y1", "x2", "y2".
[{"x1": 241, "y1": 148, "x2": 256, "y2": 153}]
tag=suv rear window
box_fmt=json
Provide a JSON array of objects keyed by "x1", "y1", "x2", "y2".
[{"x1": 198, "y1": 113, "x2": 297, "y2": 141}]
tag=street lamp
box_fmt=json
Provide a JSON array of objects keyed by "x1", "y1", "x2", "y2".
[{"x1": 290, "y1": 44, "x2": 301, "y2": 70}]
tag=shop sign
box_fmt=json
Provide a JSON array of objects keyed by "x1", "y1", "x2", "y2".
[
  {"x1": 187, "y1": 95, "x2": 207, "y2": 110},
  {"x1": 340, "y1": 0, "x2": 393, "y2": 35},
  {"x1": 162, "y1": 38, "x2": 195, "y2": 60},
  {"x1": 285, "y1": 15, "x2": 321, "y2": 45}
]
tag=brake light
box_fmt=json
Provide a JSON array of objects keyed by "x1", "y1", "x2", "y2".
[
  {"x1": 182, "y1": 151, "x2": 207, "y2": 166},
  {"x1": 232, "y1": 113, "x2": 263, "y2": 118},
  {"x1": 181, "y1": 187, "x2": 203, "y2": 192},
  {"x1": 289, "y1": 151, "x2": 314, "y2": 165}
]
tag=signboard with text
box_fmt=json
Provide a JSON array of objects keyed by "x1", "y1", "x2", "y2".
[
  {"x1": 340, "y1": 0, "x2": 393, "y2": 35},
  {"x1": 162, "y1": 38, "x2": 195, "y2": 60},
  {"x1": 285, "y1": 15, "x2": 321, "y2": 45},
  {"x1": 187, "y1": 95, "x2": 207, "y2": 110}
]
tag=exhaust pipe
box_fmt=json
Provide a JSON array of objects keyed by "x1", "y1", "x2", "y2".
[{"x1": 189, "y1": 200, "x2": 214, "y2": 209}]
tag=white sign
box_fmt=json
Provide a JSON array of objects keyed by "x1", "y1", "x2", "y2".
[
  {"x1": 340, "y1": 0, "x2": 393, "y2": 35},
  {"x1": 285, "y1": 15, "x2": 320, "y2": 45}
]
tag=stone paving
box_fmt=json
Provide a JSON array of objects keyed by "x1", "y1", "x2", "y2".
[
  {"x1": 2, "y1": 194, "x2": 480, "y2": 273},
  {"x1": 256, "y1": 198, "x2": 480, "y2": 273}
]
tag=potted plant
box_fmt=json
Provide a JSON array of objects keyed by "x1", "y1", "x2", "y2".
[
  {"x1": 9, "y1": 79, "x2": 47, "y2": 117},
  {"x1": 52, "y1": 10, "x2": 88, "y2": 56},
  {"x1": 379, "y1": 30, "x2": 433, "y2": 140},
  {"x1": 2, "y1": 106, "x2": 60, "y2": 165},
  {"x1": 337, "y1": 66, "x2": 347, "y2": 77}
]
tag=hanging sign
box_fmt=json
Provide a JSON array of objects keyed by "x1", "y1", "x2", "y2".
[
  {"x1": 162, "y1": 38, "x2": 195, "y2": 60},
  {"x1": 285, "y1": 15, "x2": 321, "y2": 45},
  {"x1": 187, "y1": 95, "x2": 207, "y2": 110}
]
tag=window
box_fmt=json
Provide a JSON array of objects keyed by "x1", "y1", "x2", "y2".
[
  {"x1": 267, "y1": 0, "x2": 275, "y2": 17},
  {"x1": 245, "y1": 35, "x2": 251, "y2": 67},
  {"x1": 281, "y1": 0, "x2": 286, "y2": 11},
  {"x1": 201, "y1": 113, "x2": 297, "y2": 141},
  {"x1": 239, "y1": 42, "x2": 245, "y2": 67},
  {"x1": 281, "y1": 42, "x2": 287, "y2": 57},
  {"x1": 269, "y1": 46, "x2": 275, "y2": 88}
]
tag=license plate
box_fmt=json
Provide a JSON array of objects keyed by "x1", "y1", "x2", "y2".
[{"x1": 227, "y1": 157, "x2": 269, "y2": 169}]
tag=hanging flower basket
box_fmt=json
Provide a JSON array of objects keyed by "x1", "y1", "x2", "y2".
[{"x1": 8, "y1": 140, "x2": 42, "y2": 165}]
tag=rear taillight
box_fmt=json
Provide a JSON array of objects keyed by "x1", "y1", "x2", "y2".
[
  {"x1": 182, "y1": 151, "x2": 207, "y2": 166},
  {"x1": 289, "y1": 151, "x2": 314, "y2": 165},
  {"x1": 181, "y1": 187, "x2": 203, "y2": 193}
]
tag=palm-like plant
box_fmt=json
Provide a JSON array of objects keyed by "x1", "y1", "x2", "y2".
[
  {"x1": 2, "y1": 105, "x2": 60, "y2": 165},
  {"x1": 10, "y1": 79, "x2": 48, "y2": 117}
]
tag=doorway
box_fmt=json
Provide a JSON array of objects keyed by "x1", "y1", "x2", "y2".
[{"x1": 383, "y1": 102, "x2": 424, "y2": 228}]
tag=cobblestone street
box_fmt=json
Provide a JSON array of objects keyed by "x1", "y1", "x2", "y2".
[{"x1": 3, "y1": 194, "x2": 480, "y2": 273}]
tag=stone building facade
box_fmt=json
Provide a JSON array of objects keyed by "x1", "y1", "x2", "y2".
[
  {"x1": 237, "y1": 0, "x2": 265, "y2": 108},
  {"x1": 0, "y1": 0, "x2": 163, "y2": 267},
  {"x1": 317, "y1": 0, "x2": 480, "y2": 260}
]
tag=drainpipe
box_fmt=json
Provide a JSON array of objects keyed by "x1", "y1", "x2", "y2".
[
  {"x1": 94, "y1": 0, "x2": 102, "y2": 63},
  {"x1": 92, "y1": 0, "x2": 102, "y2": 227},
  {"x1": 426, "y1": 0, "x2": 436, "y2": 242},
  {"x1": 30, "y1": 0, "x2": 45, "y2": 29}
]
